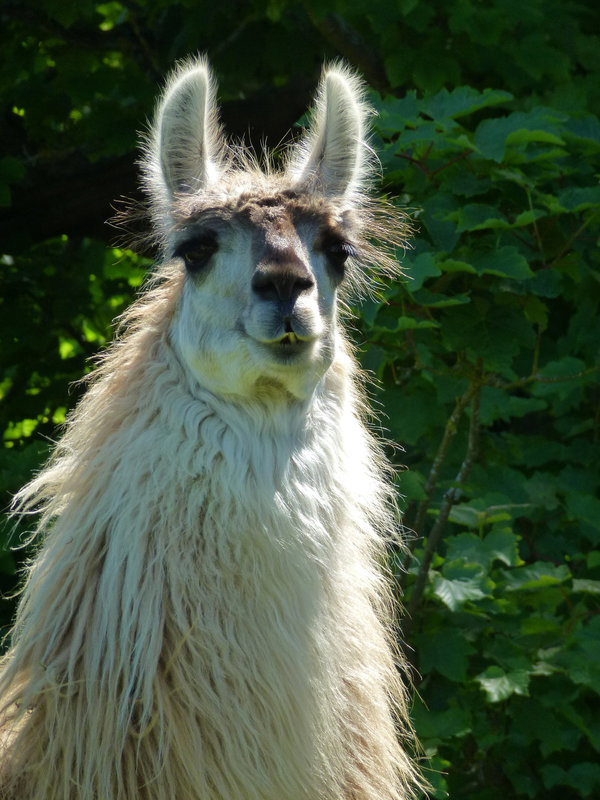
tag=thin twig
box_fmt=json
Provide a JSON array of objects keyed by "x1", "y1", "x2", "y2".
[
  {"x1": 127, "y1": 11, "x2": 162, "y2": 79},
  {"x1": 302, "y1": 5, "x2": 388, "y2": 92},
  {"x1": 509, "y1": 229, "x2": 538, "y2": 252},
  {"x1": 525, "y1": 187, "x2": 545, "y2": 261},
  {"x1": 411, "y1": 384, "x2": 477, "y2": 538},
  {"x1": 490, "y1": 364, "x2": 600, "y2": 391},
  {"x1": 404, "y1": 380, "x2": 482, "y2": 636},
  {"x1": 395, "y1": 152, "x2": 430, "y2": 176},
  {"x1": 429, "y1": 149, "x2": 474, "y2": 178},
  {"x1": 550, "y1": 211, "x2": 599, "y2": 267}
]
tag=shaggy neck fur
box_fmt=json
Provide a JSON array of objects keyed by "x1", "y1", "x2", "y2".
[{"x1": 0, "y1": 303, "x2": 415, "y2": 799}]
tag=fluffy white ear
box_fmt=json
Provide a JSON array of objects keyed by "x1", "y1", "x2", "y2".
[
  {"x1": 144, "y1": 57, "x2": 223, "y2": 211},
  {"x1": 288, "y1": 65, "x2": 370, "y2": 197}
]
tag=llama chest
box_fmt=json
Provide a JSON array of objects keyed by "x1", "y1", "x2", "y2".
[{"x1": 158, "y1": 472, "x2": 340, "y2": 799}]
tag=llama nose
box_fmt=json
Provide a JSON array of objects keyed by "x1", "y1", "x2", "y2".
[{"x1": 251, "y1": 262, "x2": 315, "y2": 306}]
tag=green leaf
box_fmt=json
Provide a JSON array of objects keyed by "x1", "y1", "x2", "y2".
[
  {"x1": 502, "y1": 562, "x2": 571, "y2": 591},
  {"x1": 524, "y1": 295, "x2": 549, "y2": 329},
  {"x1": 394, "y1": 121, "x2": 443, "y2": 148},
  {"x1": 411, "y1": 700, "x2": 472, "y2": 741},
  {"x1": 0, "y1": 156, "x2": 27, "y2": 206},
  {"x1": 507, "y1": 128, "x2": 565, "y2": 149},
  {"x1": 375, "y1": 91, "x2": 420, "y2": 134},
  {"x1": 58, "y1": 337, "x2": 82, "y2": 359},
  {"x1": 442, "y1": 171, "x2": 491, "y2": 198},
  {"x1": 383, "y1": 384, "x2": 443, "y2": 445},
  {"x1": 447, "y1": 507, "x2": 482, "y2": 528},
  {"x1": 559, "y1": 640, "x2": 600, "y2": 692},
  {"x1": 0, "y1": 156, "x2": 26, "y2": 183},
  {"x1": 474, "y1": 109, "x2": 566, "y2": 162},
  {"x1": 531, "y1": 356, "x2": 589, "y2": 396},
  {"x1": 510, "y1": 698, "x2": 575, "y2": 755},
  {"x1": 565, "y1": 116, "x2": 600, "y2": 148},
  {"x1": 394, "y1": 316, "x2": 439, "y2": 330},
  {"x1": 573, "y1": 579, "x2": 600, "y2": 595},
  {"x1": 587, "y1": 552, "x2": 600, "y2": 569},
  {"x1": 421, "y1": 193, "x2": 460, "y2": 252},
  {"x1": 412, "y1": 289, "x2": 471, "y2": 307},
  {"x1": 527, "y1": 268, "x2": 563, "y2": 297},
  {"x1": 513, "y1": 208, "x2": 547, "y2": 227},
  {"x1": 3, "y1": 418, "x2": 40, "y2": 441},
  {"x1": 469, "y1": 246, "x2": 534, "y2": 279},
  {"x1": 448, "y1": 203, "x2": 508, "y2": 232},
  {"x1": 476, "y1": 666, "x2": 530, "y2": 702},
  {"x1": 437, "y1": 257, "x2": 477, "y2": 274},
  {"x1": 397, "y1": 469, "x2": 427, "y2": 502},
  {"x1": 416, "y1": 628, "x2": 475, "y2": 681},
  {"x1": 479, "y1": 386, "x2": 547, "y2": 424},
  {"x1": 493, "y1": 166, "x2": 535, "y2": 188},
  {"x1": 422, "y1": 86, "x2": 513, "y2": 121},
  {"x1": 420, "y1": 755, "x2": 451, "y2": 800},
  {"x1": 556, "y1": 186, "x2": 600, "y2": 212},
  {"x1": 432, "y1": 561, "x2": 494, "y2": 610},
  {"x1": 404, "y1": 251, "x2": 442, "y2": 290},
  {"x1": 520, "y1": 615, "x2": 562, "y2": 637},
  {"x1": 442, "y1": 300, "x2": 535, "y2": 374},
  {"x1": 565, "y1": 492, "x2": 600, "y2": 541},
  {"x1": 371, "y1": 300, "x2": 439, "y2": 332},
  {"x1": 445, "y1": 529, "x2": 522, "y2": 569},
  {"x1": 542, "y1": 763, "x2": 600, "y2": 796},
  {"x1": 360, "y1": 297, "x2": 383, "y2": 326}
]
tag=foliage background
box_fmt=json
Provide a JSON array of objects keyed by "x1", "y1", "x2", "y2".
[{"x1": 1, "y1": 1, "x2": 599, "y2": 798}]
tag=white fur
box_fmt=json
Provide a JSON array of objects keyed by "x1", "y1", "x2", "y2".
[
  {"x1": 288, "y1": 66, "x2": 371, "y2": 200},
  {"x1": 142, "y1": 57, "x2": 225, "y2": 237},
  {"x1": 0, "y1": 57, "x2": 421, "y2": 799}
]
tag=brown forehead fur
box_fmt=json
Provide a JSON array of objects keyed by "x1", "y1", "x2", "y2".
[{"x1": 172, "y1": 188, "x2": 352, "y2": 233}]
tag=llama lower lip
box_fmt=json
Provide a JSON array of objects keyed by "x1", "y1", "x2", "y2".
[{"x1": 255, "y1": 337, "x2": 313, "y2": 362}]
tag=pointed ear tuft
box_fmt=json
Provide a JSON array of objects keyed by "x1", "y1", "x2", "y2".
[
  {"x1": 287, "y1": 65, "x2": 371, "y2": 197},
  {"x1": 142, "y1": 57, "x2": 224, "y2": 217}
]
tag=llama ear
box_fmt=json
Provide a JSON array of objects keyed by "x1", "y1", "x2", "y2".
[
  {"x1": 151, "y1": 58, "x2": 223, "y2": 201},
  {"x1": 288, "y1": 65, "x2": 369, "y2": 197}
]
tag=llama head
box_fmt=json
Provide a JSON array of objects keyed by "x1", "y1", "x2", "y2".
[{"x1": 142, "y1": 57, "x2": 382, "y2": 402}]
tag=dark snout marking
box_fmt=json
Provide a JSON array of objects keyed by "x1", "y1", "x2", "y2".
[
  {"x1": 251, "y1": 207, "x2": 316, "y2": 312},
  {"x1": 251, "y1": 252, "x2": 315, "y2": 309}
]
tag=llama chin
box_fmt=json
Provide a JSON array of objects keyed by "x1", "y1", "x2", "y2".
[{"x1": 0, "y1": 57, "x2": 423, "y2": 800}]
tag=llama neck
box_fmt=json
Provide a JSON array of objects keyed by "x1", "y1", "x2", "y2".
[
  {"x1": 2, "y1": 333, "x2": 399, "y2": 800},
  {"x1": 11, "y1": 332, "x2": 367, "y2": 668}
]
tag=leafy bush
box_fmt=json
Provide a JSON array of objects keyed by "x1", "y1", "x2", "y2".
[
  {"x1": 1, "y1": 1, "x2": 599, "y2": 797},
  {"x1": 362, "y1": 85, "x2": 600, "y2": 798}
]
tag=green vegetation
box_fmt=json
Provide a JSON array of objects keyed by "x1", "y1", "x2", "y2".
[{"x1": 1, "y1": 2, "x2": 599, "y2": 798}]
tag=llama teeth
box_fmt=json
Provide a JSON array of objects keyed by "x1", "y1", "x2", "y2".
[{"x1": 278, "y1": 332, "x2": 299, "y2": 345}]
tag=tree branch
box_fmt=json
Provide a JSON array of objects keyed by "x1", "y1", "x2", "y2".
[
  {"x1": 302, "y1": 5, "x2": 389, "y2": 93},
  {"x1": 411, "y1": 383, "x2": 477, "y2": 540},
  {"x1": 404, "y1": 378, "x2": 482, "y2": 637}
]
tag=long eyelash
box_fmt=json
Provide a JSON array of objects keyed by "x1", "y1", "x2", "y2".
[{"x1": 173, "y1": 231, "x2": 219, "y2": 260}]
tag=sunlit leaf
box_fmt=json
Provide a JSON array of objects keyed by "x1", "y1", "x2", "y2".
[{"x1": 476, "y1": 666, "x2": 530, "y2": 702}]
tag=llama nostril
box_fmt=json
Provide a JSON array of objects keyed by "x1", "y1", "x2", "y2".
[{"x1": 251, "y1": 266, "x2": 314, "y2": 304}]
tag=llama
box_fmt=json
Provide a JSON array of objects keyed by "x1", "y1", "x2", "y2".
[{"x1": 0, "y1": 58, "x2": 421, "y2": 799}]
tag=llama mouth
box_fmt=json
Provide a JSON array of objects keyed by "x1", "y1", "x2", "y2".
[
  {"x1": 251, "y1": 331, "x2": 314, "y2": 362},
  {"x1": 273, "y1": 333, "x2": 312, "y2": 355}
]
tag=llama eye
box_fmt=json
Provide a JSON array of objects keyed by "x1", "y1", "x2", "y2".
[
  {"x1": 322, "y1": 239, "x2": 355, "y2": 276},
  {"x1": 176, "y1": 232, "x2": 219, "y2": 274}
]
